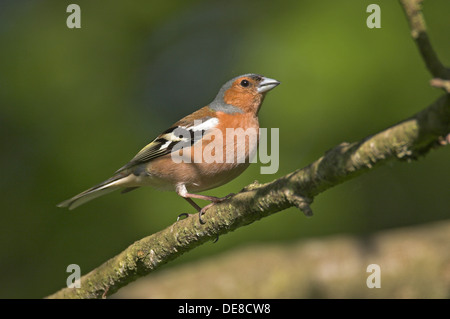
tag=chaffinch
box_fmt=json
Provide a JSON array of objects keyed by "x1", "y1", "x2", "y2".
[{"x1": 58, "y1": 73, "x2": 280, "y2": 223}]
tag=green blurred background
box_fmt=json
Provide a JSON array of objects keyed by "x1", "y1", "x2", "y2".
[{"x1": 0, "y1": 0, "x2": 449, "y2": 298}]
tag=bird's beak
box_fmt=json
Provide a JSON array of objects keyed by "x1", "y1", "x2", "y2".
[{"x1": 257, "y1": 77, "x2": 281, "y2": 93}]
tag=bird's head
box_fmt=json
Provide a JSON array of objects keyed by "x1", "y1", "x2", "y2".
[{"x1": 210, "y1": 73, "x2": 280, "y2": 115}]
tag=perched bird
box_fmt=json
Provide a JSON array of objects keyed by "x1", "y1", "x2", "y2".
[{"x1": 57, "y1": 73, "x2": 280, "y2": 223}]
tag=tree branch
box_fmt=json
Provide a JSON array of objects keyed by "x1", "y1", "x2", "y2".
[
  {"x1": 46, "y1": 1, "x2": 450, "y2": 299},
  {"x1": 399, "y1": 0, "x2": 450, "y2": 79}
]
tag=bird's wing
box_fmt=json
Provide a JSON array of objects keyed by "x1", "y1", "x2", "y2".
[{"x1": 116, "y1": 107, "x2": 218, "y2": 172}]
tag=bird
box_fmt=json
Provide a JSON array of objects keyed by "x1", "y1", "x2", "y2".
[{"x1": 57, "y1": 73, "x2": 280, "y2": 223}]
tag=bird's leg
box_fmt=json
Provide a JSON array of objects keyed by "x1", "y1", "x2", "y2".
[
  {"x1": 177, "y1": 185, "x2": 234, "y2": 224},
  {"x1": 183, "y1": 193, "x2": 231, "y2": 203},
  {"x1": 183, "y1": 193, "x2": 235, "y2": 224},
  {"x1": 182, "y1": 197, "x2": 202, "y2": 213},
  {"x1": 182, "y1": 196, "x2": 213, "y2": 224},
  {"x1": 183, "y1": 197, "x2": 220, "y2": 242}
]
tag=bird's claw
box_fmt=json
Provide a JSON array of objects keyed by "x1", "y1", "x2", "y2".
[
  {"x1": 198, "y1": 208, "x2": 207, "y2": 224},
  {"x1": 198, "y1": 193, "x2": 235, "y2": 224},
  {"x1": 223, "y1": 193, "x2": 235, "y2": 200},
  {"x1": 176, "y1": 212, "x2": 190, "y2": 222}
]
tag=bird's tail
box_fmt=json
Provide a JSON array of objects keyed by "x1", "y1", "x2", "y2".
[{"x1": 57, "y1": 174, "x2": 129, "y2": 210}]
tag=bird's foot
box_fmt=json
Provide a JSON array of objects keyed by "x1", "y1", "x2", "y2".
[{"x1": 198, "y1": 192, "x2": 235, "y2": 224}]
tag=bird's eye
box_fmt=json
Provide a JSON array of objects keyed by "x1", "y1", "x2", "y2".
[{"x1": 240, "y1": 79, "x2": 250, "y2": 87}]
